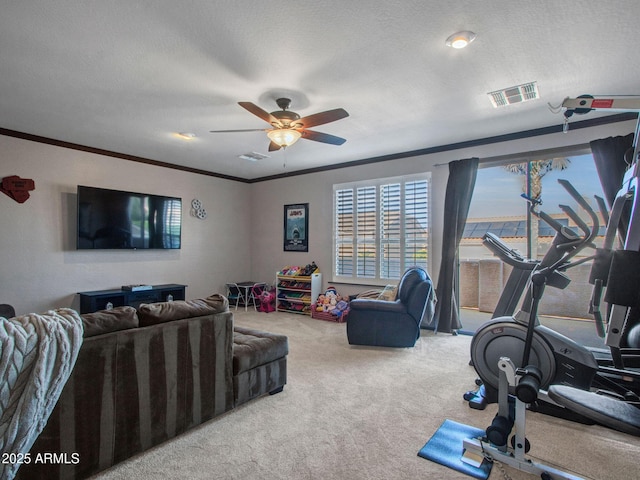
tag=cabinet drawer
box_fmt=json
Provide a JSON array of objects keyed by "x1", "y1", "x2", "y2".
[{"x1": 126, "y1": 291, "x2": 162, "y2": 307}]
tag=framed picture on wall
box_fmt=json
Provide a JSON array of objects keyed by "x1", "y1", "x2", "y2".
[{"x1": 284, "y1": 203, "x2": 309, "y2": 252}]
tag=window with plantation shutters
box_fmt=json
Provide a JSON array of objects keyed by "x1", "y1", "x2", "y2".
[{"x1": 333, "y1": 173, "x2": 430, "y2": 284}]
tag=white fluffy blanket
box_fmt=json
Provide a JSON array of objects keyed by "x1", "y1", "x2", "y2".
[{"x1": 0, "y1": 308, "x2": 83, "y2": 480}]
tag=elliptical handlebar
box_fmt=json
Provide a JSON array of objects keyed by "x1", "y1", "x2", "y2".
[
  {"x1": 521, "y1": 179, "x2": 599, "y2": 271},
  {"x1": 484, "y1": 179, "x2": 599, "y2": 275},
  {"x1": 558, "y1": 179, "x2": 600, "y2": 248},
  {"x1": 559, "y1": 204, "x2": 589, "y2": 240},
  {"x1": 521, "y1": 193, "x2": 569, "y2": 235}
]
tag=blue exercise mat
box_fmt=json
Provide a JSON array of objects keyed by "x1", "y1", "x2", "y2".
[{"x1": 418, "y1": 419, "x2": 492, "y2": 479}]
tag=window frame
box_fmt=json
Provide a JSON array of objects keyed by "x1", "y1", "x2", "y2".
[{"x1": 332, "y1": 173, "x2": 431, "y2": 286}]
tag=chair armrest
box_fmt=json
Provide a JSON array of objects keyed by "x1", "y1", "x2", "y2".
[{"x1": 349, "y1": 298, "x2": 406, "y2": 314}]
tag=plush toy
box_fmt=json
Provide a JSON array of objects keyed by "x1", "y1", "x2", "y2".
[
  {"x1": 327, "y1": 296, "x2": 337, "y2": 311},
  {"x1": 320, "y1": 288, "x2": 338, "y2": 312},
  {"x1": 313, "y1": 287, "x2": 350, "y2": 319},
  {"x1": 315, "y1": 294, "x2": 326, "y2": 311},
  {"x1": 332, "y1": 299, "x2": 349, "y2": 317},
  {"x1": 322, "y1": 295, "x2": 331, "y2": 311}
]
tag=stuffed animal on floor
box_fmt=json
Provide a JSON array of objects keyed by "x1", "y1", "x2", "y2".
[{"x1": 331, "y1": 299, "x2": 349, "y2": 317}]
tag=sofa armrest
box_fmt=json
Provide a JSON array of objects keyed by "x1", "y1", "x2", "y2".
[{"x1": 349, "y1": 298, "x2": 406, "y2": 314}]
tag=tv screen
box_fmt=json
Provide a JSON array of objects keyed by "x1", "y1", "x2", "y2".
[{"x1": 77, "y1": 185, "x2": 182, "y2": 249}]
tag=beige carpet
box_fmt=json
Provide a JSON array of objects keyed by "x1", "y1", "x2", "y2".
[{"x1": 90, "y1": 311, "x2": 640, "y2": 480}]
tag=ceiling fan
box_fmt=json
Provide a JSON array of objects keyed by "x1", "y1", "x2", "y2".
[{"x1": 210, "y1": 98, "x2": 349, "y2": 151}]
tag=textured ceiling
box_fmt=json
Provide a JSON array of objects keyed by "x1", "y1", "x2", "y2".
[{"x1": 1, "y1": 1, "x2": 639, "y2": 180}]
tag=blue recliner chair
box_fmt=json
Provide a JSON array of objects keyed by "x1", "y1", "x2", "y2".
[{"x1": 346, "y1": 267, "x2": 436, "y2": 347}]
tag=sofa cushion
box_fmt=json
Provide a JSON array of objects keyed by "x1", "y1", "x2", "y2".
[
  {"x1": 81, "y1": 306, "x2": 139, "y2": 337},
  {"x1": 137, "y1": 293, "x2": 229, "y2": 326},
  {"x1": 233, "y1": 326, "x2": 289, "y2": 375},
  {"x1": 377, "y1": 284, "x2": 398, "y2": 301}
]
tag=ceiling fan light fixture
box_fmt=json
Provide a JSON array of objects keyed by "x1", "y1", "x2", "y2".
[
  {"x1": 445, "y1": 31, "x2": 476, "y2": 49},
  {"x1": 267, "y1": 128, "x2": 302, "y2": 147}
]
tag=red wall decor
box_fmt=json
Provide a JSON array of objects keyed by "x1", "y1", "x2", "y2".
[{"x1": 1, "y1": 175, "x2": 35, "y2": 203}]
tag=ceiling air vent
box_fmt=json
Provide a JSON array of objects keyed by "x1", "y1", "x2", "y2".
[
  {"x1": 238, "y1": 152, "x2": 270, "y2": 162},
  {"x1": 488, "y1": 82, "x2": 539, "y2": 108}
]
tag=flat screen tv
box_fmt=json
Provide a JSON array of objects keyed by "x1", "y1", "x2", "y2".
[{"x1": 77, "y1": 185, "x2": 182, "y2": 250}]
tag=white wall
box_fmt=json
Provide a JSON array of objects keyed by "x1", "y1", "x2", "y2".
[
  {"x1": 0, "y1": 135, "x2": 251, "y2": 315},
  {"x1": 249, "y1": 119, "x2": 637, "y2": 298},
  {"x1": 1, "y1": 118, "x2": 635, "y2": 314}
]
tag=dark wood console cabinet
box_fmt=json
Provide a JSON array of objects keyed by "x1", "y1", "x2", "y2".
[{"x1": 78, "y1": 284, "x2": 187, "y2": 314}]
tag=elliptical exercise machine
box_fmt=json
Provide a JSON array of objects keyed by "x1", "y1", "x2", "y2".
[
  {"x1": 460, "y1": 95, "x2": 640, "y2": 478},
  {"x1": 461, "y1": 183, "x2": 592, "y2": 479},
  {"x1": 465, "y1": 179, "x2": 618, "y2": 415}
]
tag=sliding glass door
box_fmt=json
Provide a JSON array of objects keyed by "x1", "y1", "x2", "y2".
[{"x1": 460, "y1": 152, "x2": 607, "y2": 348}]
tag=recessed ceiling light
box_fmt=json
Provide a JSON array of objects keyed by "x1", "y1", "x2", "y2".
[
  {"x1": 445, "y1": 31, "x2": 476, "y2": 49},
  {"x1": 176, "y1": 132, "x2": 196, "y2": 140}
]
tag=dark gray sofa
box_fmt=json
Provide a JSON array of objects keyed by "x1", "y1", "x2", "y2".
[{"x1": 16, "y1": 295, "x2": 288, "y2": 480}]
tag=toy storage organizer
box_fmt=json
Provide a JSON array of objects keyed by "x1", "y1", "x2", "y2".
[
  {"x1": 311, "y1": 307, "x2": 348, "y2": 323},
  {"x1": 276, "y1": 272, "x2": 322, "y2": 315}
]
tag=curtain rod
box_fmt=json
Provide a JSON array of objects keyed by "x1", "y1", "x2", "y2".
[{"x1": 433, "y1": 143, "x2": 592, "y2": 167}]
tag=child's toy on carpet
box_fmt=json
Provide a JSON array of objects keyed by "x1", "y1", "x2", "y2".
[
  {"x1": 313, "y1": 287, "x2": 349, "y2": 322},
  {"x1": 257, "y1": 287, "x2": 276, "y2": 313}
]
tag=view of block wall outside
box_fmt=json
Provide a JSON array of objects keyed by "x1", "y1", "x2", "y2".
[{"x1": 459, "y1": 259, "x2": 594, "y2": 319}]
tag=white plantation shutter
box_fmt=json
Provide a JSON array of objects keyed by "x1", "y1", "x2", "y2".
[
  {"x1": 333, "y1": 174, "x2": 430, "y2": 283},
  {"x1": 380, "y1": 183, "x2": 401, "y2": 279},
  {"x1": 335, "y1": 188, "x2": 354, "y2": 276},
  {"x1": 404, "y1": 180, "x2": 429, "y2": 270},
  {"x1": 357, "y1": 186, "x2": 377, "y2": 278}
]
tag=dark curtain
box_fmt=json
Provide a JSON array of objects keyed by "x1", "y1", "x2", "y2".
[
  {"x1": 590, "y1": 133, "x2": 634, "y2": 209},
  {"x1": 431, "y1": 157, "x2": 479, "y2": 333}
]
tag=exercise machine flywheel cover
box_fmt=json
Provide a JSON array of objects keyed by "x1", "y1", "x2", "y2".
[{"x1": 471, "y1": 319, "x2": 556, "y2": 392}]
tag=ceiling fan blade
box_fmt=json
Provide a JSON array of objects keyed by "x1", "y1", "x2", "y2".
[
  {"x1": 238, "y1": 102, "x2": 280, "y2": 126},
  {"x1": 297, "y1": 108, "x2": 349, "y2": 128},
  {"x1": 209, "y1": 128, "x2": 268, "y2": 133},
  {"x1": 268, "y1": 141, "x2": 282, "y2": 152},
  {"x1": 300, "y1": 129, "x2": 347, "y2": 145}
]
